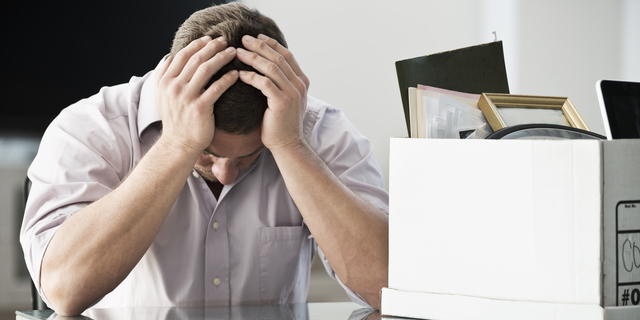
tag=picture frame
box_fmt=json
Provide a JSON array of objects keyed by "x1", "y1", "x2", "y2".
[{"x1": 477, "y1": 93, "x2": 590, "y2": 131}]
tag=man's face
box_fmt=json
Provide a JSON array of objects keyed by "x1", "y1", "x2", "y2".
[{"x1": 194, "y1": 129, "x2": 264, "y2": 185}]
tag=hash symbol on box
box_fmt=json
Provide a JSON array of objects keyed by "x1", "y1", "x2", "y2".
[{"x1": 619, "y1": 288, "x2": 640, "y2": 306}]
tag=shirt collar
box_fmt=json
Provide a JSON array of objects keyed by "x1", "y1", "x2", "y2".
[
  {"x1": 215, "y1": 148, "x2": 265, "y2": 201},
  {"x1": 137, "y1": 55, "x2": 168, "y2": 140}
]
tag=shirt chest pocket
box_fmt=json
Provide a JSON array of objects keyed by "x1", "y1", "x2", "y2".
[{"x1": 258, "y1": 225, "x2": 313, "y2": 304}]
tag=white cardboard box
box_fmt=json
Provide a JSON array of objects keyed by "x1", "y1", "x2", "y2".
[{"x1": 381, "y1": 138, "x2": 640, "y2": 320}]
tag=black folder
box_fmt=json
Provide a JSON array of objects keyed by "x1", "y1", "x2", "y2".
[{"x1": 395, "y1": 41, "x2": 510, "y2": 135}]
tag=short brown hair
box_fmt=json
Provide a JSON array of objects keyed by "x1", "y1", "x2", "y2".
[{"x1": 171, "y1": 2, "x2": 287, "y2": 134}]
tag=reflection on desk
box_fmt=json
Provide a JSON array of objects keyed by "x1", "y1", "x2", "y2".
[{"x1": 16, "y1": 302, "x2": 390, "y2": 320}]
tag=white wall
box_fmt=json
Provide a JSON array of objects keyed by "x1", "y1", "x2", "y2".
[
  {"x1": 517, "y1": 0, "x2": 620, "y2": 134},
  {"x1": 621, "y1": 0, "x2": 640, "y2": 81},
  {"x1": 244, "y1": 0, "x2": 638, "y2": 190}
]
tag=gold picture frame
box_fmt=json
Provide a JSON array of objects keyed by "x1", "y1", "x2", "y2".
[{"x1": 477, "y1": 93, "x2": 590, "y2": 131}]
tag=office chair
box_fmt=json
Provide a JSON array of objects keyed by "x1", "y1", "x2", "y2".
[{"x1": 23, "y1": 176, "x2": 51, "y2": 311}]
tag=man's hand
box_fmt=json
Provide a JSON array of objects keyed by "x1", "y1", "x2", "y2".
[
  {"x1": 155, "y1": 36, "x2": 239, "y2": 154},
  {"x1": 236, "y1": 34, "x2": 310, "y2": 151}
]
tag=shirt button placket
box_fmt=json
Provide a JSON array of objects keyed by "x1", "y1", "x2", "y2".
[
  {"x1": 211, "y1": 222, "x2": 220, "y2": 288},
  {"x1": 205, "y1": 200, "x2": 230, "y2": 303}
]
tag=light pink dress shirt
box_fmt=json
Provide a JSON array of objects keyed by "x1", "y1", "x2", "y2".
[{"x1": 20, "y1": 62, "x2": 389, "y2": 310}]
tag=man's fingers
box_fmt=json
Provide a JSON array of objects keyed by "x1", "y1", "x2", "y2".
[
  {"x1": 238, "y1": 70, "x2": 285, "y2": 108},
  {"x1": 164, "y1": 36, "x2": 212, "y2": 79},
  {"x1": 256, "y1": 34, "x2": 310, "y2": 89},
  {"x1": 201, "y1": 69, "x2": 239, "y2": 105},
  {"x1": 179, "y1": 36, "x2": 229, "y2": 83},
  {"x1": 154, "y1": 56, "x2": 173, "y2": 88},
  {"x1": 237, "y1": 35, "x2": 306, "y2": 94},
  {"x1": 186, "y1": 46, "x2": 237, "y2": 96},
  {"x1": 236, "y1": 47, "x2": 288, "y2": 92},
  {"x1": 242, "y1": 35, "x2": 294, "y2": 81},
  {"x1": 159, "y1": 35, "x2": 237, "y2": 99}
]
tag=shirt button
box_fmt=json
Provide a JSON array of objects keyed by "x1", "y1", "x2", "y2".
[
  {"x1": 192, "y1": 171, "x2": 200, "y2": 179},
  {"x1": 213, "y1": 277, "x2": 221, "y2": 286},
  {"x1": 212, "y1": 221, "x2": 219, "y2": 230}
]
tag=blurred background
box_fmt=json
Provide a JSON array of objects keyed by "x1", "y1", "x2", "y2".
[{"x1": 1, "y1": 0, "x2": 638, "y2": 317}]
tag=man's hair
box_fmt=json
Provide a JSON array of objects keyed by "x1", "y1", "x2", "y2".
[{"x1": 170, "y1": 3, "x2": 287, "y2": 134}]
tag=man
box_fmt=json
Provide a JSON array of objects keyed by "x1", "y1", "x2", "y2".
[{"x1": 21, "y1": 3, "x2": 389, "y2": 316}]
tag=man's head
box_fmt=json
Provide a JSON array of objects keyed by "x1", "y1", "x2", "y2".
[{"x1": 170, "y1": 2, "x2": 287, "y2": 134}]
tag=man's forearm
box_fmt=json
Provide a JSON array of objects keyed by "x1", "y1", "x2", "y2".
[
  {"x1": 269, "y1": 141, "x2": 389, "y2": 309},
  {"x1": 41, "y1": 137, "x2": 199, "y2": 316}
]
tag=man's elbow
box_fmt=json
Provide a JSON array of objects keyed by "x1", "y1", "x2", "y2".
[
  {"x1": 358, "y1": 278, "x2": 387, "y2": 310},
  {"x1": 51, "y1": 300, "x2": 88, "y2": 317},
  {"x1": 42, "y1": 276, "x2": 94, "y2": 316},
  {"x1": 340, "y1": 267, "x2": 387, "y2": 310}
]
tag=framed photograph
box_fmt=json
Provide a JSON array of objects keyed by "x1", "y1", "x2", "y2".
[{"x1": 477, "y1": 93, "x2": 590, "y2": 131}]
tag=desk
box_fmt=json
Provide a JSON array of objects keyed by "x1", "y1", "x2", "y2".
[{"x1": 15, "y1": 302, "x2": 395, "y2": 320}]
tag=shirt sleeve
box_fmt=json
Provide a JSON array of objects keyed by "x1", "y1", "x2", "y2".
[
  {"x1": 303, "y1": 96, "x2": 390, "y2": 307},
  {"x1": 19, "y1": 92, "x2": 135, "y2": 306},
  {"x1": 303, "y1": 97, "x2": 389, "y2": 213}
]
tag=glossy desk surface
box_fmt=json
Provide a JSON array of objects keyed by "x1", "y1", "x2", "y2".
[{"x1": 16, "y1": 302, "x2": 398, "y2": 320}]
